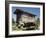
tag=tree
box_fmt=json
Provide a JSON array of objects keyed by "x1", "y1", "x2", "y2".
[
  {"x1": 12, "y1": 18, "x2": 15, "y2": 24},
  {"x1": 35, "y1": 18, "x2": 40, "y2": 29}
]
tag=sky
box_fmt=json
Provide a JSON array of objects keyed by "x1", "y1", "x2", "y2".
[{"x1": 12, "y1": 7, "x2": 40, "y2": 21}]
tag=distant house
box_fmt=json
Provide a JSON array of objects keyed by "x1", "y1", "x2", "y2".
[{"x1": 14, "y1": 9, "x2": 36, "y2": 30}]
